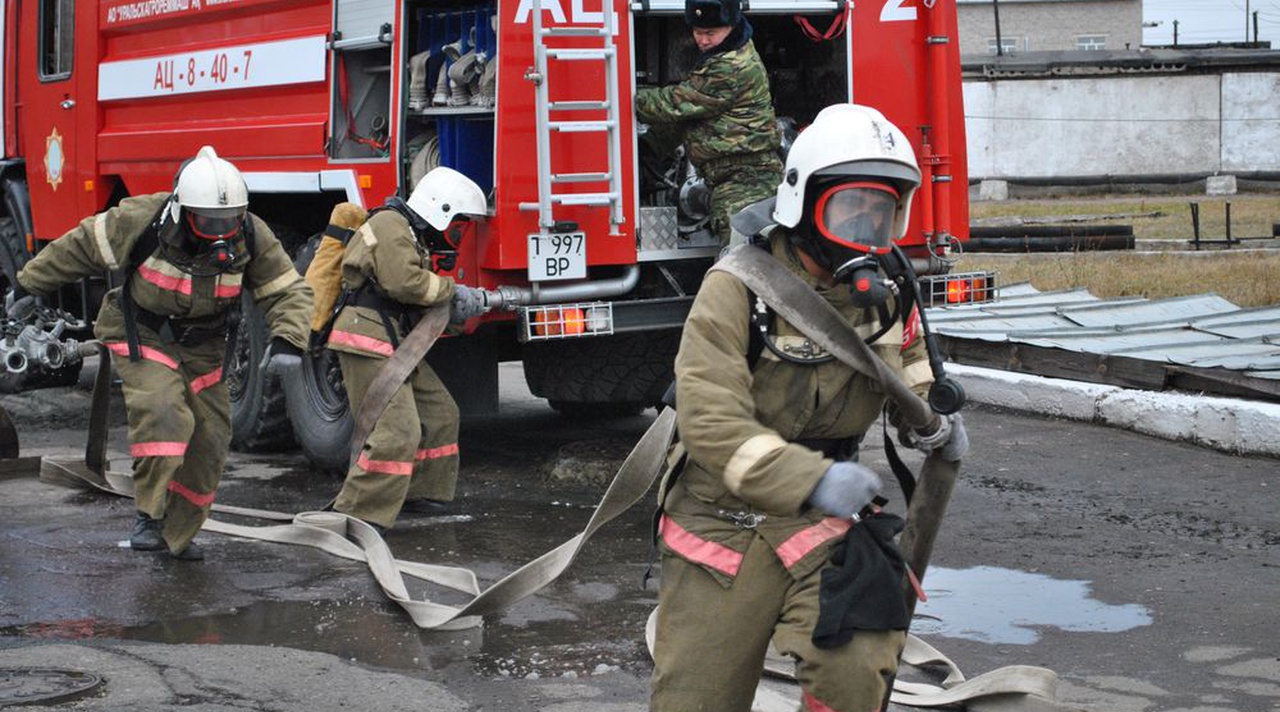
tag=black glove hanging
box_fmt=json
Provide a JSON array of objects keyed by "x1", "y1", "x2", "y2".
[{"x1": 811, "y1": 511, "x2": 911, "y2": 649}]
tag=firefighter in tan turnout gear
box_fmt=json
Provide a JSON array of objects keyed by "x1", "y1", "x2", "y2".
[
  {"x1": 326, "y1": 166, "x2": 488, "y2": 533},
  {"x1": 8, "y1": 146, "x2": 313, "y2": 561},
  {"x1": 649, "y1": 105, "x2": 969, "y2": 711}
]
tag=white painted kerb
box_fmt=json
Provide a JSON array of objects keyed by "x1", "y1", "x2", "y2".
[{"x1": 950, "y1": 364, "x2": 1280, "y2": 458}]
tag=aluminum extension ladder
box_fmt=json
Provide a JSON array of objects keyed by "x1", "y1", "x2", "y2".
[{"x1": 519, "y1": 0, "x2": 625, "y2": 236}]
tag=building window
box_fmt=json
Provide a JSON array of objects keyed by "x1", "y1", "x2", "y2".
[
  {"x1": 987, "y1": 37, "x2": 1019, "y2": 55},
  {"x1": 39, "y1": 0, "x2": 74, "y2": 80},
  {"x1": 1077, "y1": 35, "x2": 1107, "y2": 51}
]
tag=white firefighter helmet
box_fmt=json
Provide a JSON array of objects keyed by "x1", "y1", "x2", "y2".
[
  {"x1": 170, "y1": 145, "x2": 250, "y2": 240},
  {"x1": 406, "y1": 166, "x2": 487, "y2": 232},
  {"x1": 772, "y1": 104, "x2": 921, "y2": 244}
]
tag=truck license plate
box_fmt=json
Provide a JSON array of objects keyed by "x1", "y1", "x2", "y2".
[{"x1": 528, "y1": 232, "x2": 586, "y2": 281}]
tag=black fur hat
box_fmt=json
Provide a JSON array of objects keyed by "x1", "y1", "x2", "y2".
[{"x1": 685, "y1": 0, "x2": 741, "y2": 28}]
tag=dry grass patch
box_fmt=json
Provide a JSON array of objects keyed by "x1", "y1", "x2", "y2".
[{"x1": 969, "y1": 194, "x2": 1280, "y2": 241}]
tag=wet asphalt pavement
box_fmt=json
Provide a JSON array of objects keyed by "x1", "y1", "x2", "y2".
[{"x1": 0, "y1": 360, "x2": 1277, "y2": 711}]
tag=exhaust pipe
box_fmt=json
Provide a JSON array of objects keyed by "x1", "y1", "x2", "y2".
[{"x1": 485, "y1": 265, "x2": 640, "y2": 310}]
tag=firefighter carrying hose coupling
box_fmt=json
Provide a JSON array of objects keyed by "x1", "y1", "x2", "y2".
[
  {"x1": 324, "y1": 166, "x2": 489, "y2": 534},
  {"x1": 648, "y1": 104, "x2": 968, "y2": 712},
  {"x1": 8, "y1": 145, "x2": 314, "y2": 561}
]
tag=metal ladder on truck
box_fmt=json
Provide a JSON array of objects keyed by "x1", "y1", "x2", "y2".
[{"x1": 519, "y1": 0, "x2": 625, "y2": 237}]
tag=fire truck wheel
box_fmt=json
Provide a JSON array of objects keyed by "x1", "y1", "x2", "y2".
[
  {"x1": 282, "y1": 346, "x2": 352, "y2": 473},
  {"x1": 0, "y1": 216, "x2": 30, "y2": 288},
  {"x1": 229, "y1": 292, "x2": 296, "y2": 452},
  {"x1": 521, "y1": 331, "x2": 678, "y2": 418}
]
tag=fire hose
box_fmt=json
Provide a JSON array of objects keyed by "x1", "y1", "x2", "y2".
[{"x1": 13, "y1": 284, "x2": 1072, "y2": 708}]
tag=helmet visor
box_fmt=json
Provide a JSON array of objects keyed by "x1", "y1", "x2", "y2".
[
  {"x1": 814, "y1": 182, "x2": 899, "y2": 254},
  {"x1": 185, "y1": 207, "x2": 245, "y2": 241}
]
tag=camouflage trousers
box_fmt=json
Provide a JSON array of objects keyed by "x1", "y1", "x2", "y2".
[
  {"x1": 704, "y1": 153, "x2": 783, "y2": 246},
  {"x1": 109, "y1": 335, "x2": 230, "y2": 555},
  {"x1": 651, "y1": 533, "x2": 904, "y2": 711},
  {"x1": 334, "y1": 352, "x2": 460, "y2": 528}
]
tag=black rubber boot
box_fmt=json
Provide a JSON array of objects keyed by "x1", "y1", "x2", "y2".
[
  {"x1": 170, "y1": 542, "x2": 205, "y2": 561},
  {"x1": 400, "y1": 499, "x2": 450, "y2": 516},
  {"x1": 129, "y1": 512, "x2": 164, "y2": 551}
]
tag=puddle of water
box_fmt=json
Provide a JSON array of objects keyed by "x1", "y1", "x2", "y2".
[{"x1": 913, "y1": 565, "x2": 1152, "y2": 645}]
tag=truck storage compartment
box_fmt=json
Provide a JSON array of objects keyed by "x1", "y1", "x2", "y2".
[{"x1": 402, "y1": 3, "x2": 498, "y2": 193}]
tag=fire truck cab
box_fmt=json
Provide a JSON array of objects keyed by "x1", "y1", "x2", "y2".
[{"x1": 0, "y1": 0, "x2": 976, "y2": 471}]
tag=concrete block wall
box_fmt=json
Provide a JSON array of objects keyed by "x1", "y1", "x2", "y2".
[
  {"x1": 957, "y1": 0, "x2": 1143, "y2": 56},
  {"x1": 964, "y1": 72, "x2": 1280, "y2": 179}
]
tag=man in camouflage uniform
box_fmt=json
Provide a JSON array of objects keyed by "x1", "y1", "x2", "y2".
[
  {"x1": 635, "y1": 0, "x2": 781, "y2": 245},
  {"x1": 326, "y1": 166, "x2": 488, "y2": 533},
  {"x1": 649, "y1": 105, "x2": 969, "y2": 710},
  {"x1": 9, "y1": 146, "x2": 312, "y2": 561}
]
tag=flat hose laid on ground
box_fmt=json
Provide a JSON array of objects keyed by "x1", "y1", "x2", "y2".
[{"x1": 32, "y1": 322, "x2": 679, "y2": 632}]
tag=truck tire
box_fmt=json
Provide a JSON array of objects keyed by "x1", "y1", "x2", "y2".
[
  {"x1": 228, "y1": 292, "x2": 295, "y2": 451},
  {"x1": 521, "y1": 331, "x2": 679, "y2": 417},
  {"x1": 282, "y1": 345, "x2": 352, "y2": 473}
]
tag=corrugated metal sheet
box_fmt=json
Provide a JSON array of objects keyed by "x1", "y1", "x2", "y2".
[{"x1": 925, "y1": 283, "x2": 1280, "y2": 399}]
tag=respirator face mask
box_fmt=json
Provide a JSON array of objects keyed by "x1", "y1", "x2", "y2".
[
  {"x1": 808, "y1": 181, "x2": 900, "y2": 307},
  {"x1": 161, "y1": 205, "x2": 246, "y2": 276}
]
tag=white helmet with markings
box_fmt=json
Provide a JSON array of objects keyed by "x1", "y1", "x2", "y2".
[
  {"x1": 170, "y1": 145, "x2": 250, "y2": 241},
  {"x1": 773, "y1": 104, "x2": 921, "y2": 251},
  {"x1": 406, "y1": 166, "x2": 487, "y2": 232}
]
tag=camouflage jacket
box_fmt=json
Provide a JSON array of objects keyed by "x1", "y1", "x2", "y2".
[
  {"x1": 326, "y1": 208, "x2": 456, "y2": 359},
  {"x1": 658, "y1": 233, "x2": 933, "y2": 584},
  {"x1": 17, "y1": 192, "x2": 312, "y2": 350},
  {"x1": 635, "y1": 37, "x2": 779, "y2": 181}
]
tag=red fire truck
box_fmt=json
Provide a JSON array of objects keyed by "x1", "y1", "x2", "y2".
[{"x1": 1, "y1": 0, "x2": 984, "y2": 470}]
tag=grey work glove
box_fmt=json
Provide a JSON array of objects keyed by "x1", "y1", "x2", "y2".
[
  {"x1": 908, "y1": 413, "x2": 969, "y2": 463},
  {"x1": 4, "y1": 289, "x2": 38, "y2": 322},
  {"x1": 449, "y1": 285, "x2": 487, "y2": 324},
  {"x1": 261, "y1": 337, "x2": 303, "y2": 376},
  {"x1": 806, "y1": 461, "x2": 883, "y2": 520}
]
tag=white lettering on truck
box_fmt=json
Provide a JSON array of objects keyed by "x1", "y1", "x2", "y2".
[{"x1": 98, "y1": 36, "x2": 325, "y2": 101}]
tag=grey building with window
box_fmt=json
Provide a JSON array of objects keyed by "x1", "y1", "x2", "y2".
[{"x1": 957, "y1": 0, "x2": 1142, "y2": 56}]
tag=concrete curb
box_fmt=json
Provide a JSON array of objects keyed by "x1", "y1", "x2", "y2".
[{"x1": 949, "y1": 364, "x2": 1280, "y2": 458}]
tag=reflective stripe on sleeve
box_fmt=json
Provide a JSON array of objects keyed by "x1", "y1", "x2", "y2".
[
  {"x1": 94, "y1": 213, "x2": 120, "y2": 270},
  {"x1": 252, "y1": 269, "x2": 301, "y2": 300},
  {"x1": 774, "y1": 517, "x2": 851, "y2": 570},
  {"x1": 658, "y1": 514, "x2": 743, "y2": 577},
  {"x1": 723, "y1": 432, "x2": 789, "y2": 496}
]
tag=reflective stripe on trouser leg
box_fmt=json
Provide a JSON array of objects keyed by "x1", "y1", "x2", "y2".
[
  {"x1": 163, "y1": 359, "x2": 231, "y2": 554},
  {"x1": 405, "y1": 362, "x2": 460, "y2": 503},
  {"x1": 112, "y1": 346, "x2": 195, "y2": 519},
  {"x1": 334, "y1": 352, "x2": 421, "y2": 528},
  {"x1": 111, "y1": 338, "x2": 229, "y2": 553},
  {"x1": 774, "y1": 548, "x2": 905, "y2": 712},
  {"x1": 651, "y1": 535, "x2": 784, "y2": 712}
]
